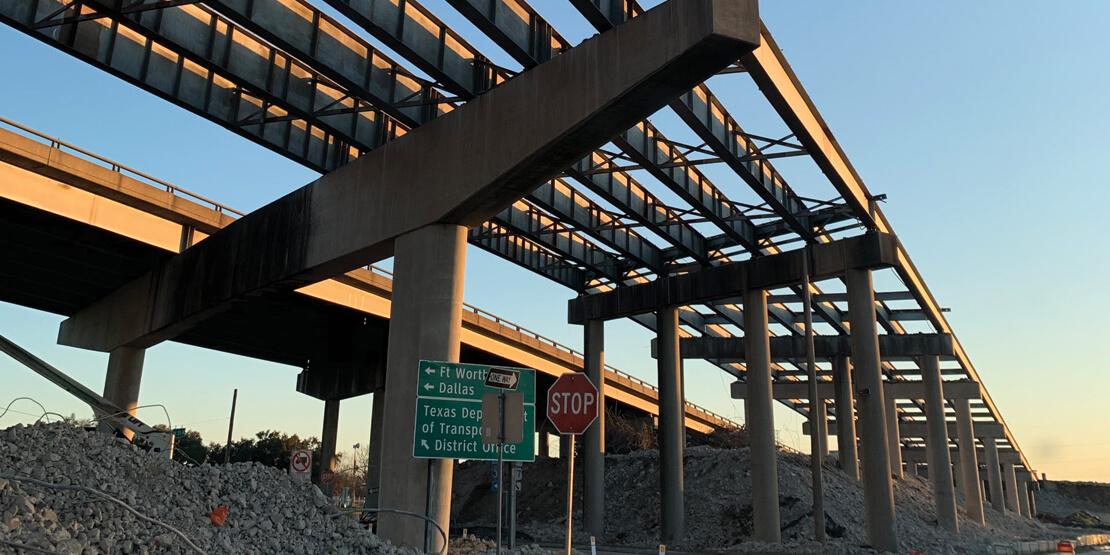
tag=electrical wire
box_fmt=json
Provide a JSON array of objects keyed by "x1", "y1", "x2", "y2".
[
  {"x1": 0, "y1": 472, "x2": 207, "y2": 555},
  {"x1": 0, "y1": 397, "x2": 52, "y2": 423},
  {"x1": 0, "y1": 538, "x2": 57, "y2": 554},
  {"x1": 330, "y1": 508, "x2": 447, "y2": 555}
]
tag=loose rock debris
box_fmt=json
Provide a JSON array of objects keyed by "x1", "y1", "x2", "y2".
[{"x1": 453, "y1": 446, "x2": 1101, "y2": 554}]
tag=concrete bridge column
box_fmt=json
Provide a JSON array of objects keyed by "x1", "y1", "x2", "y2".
[
  {"x1": 537, "y1": 431, "x2": 549, "y2": 459},
  {"x1": 583, "y1": 319, "x2": 605, "y2": 537},
  {"x1": 1003, "y1": 463, "x2": 1021, "y2": 515},
  {"x1": 847, "y1": 268, "x2": 898, "y2": 552},
  {"x1": 832, "y1": 356, "x2": 859, "y2": 480},
  {"x1": 319, "y1": 399, "x2": 340, "y2": 497},
  {"x1": 983, "y1": 437, "x2": 1006, "y2": 514},
  {"x1": 99, "y1": 346, "x2": 146, "y2": 438},
  {"x1": 657, "y1": 305, "x2": 684, "y2": 543},
  {"x1": 743, "y1": 288, "x2": 780, "y2": 543},
  {"x1": 885, "y1": 394, "x2": 903, "y2": 479},
  {"x1": 906, "y1": 461, "x2": 918, "y2": 479},
  {"x1": 816, "y1": 399, "x2": 829, "y2": 458},
  {"x1": 954, "y1": 398, "x2": 985, "y2": 524},
  {"x1": 921, "y1": 354, "x2": 958, "y2": 532},
  {"x1": 1027, "y1": 483, "x2": 1037, "y2": 517},
  {"x1": 366, "y1": 386, "x2": 384, "y2": 508},
  {"x1": 376, "y1": 224, "x2": 466, "y2": 553}
]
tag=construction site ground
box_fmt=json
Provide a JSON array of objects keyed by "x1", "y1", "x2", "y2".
[{"x1": 452, "y1": 446, "x2": 1110, "y2": 554}]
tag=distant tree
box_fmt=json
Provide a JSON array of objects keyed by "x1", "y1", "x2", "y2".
[
  {"x1": 207, "y1": 430, "x2": 322, "y2": 472},
  {"x1": 332, "y1": 444, "x2": 370, "y2": 497},
  {"x1": 62, "y1": 413, "x2": 96, "y2": 429},
  {"x1": 152, "y1": 425, "x2": 207, "y2": 465}
]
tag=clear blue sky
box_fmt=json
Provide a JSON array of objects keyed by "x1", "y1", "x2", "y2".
[{"x1": 1, "y1": 1, "x2": 1108, "y2": 481}]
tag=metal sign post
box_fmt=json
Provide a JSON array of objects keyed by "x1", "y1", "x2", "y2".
[
  {"x1": 480, "y1": 366, "x2": 521, "y2": 555},
  {"x1": 497, "y1": 390, "x2": 505, "y2": 555},
  {"x1": 510, "y1": 462, "x2": 521, "y2": 550},
  {"x1": 546, "y1": 373, "x2": 599, "y2": 555}
]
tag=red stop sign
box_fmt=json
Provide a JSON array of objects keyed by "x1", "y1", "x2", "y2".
[
  {"x1": 321, "y1": 470, "x2": 334, "y2": 484},
  {"x1": 546, "y1": 373, "x2": 599, "y2": 435}
]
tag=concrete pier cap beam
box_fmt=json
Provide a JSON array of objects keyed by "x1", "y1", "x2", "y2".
[{"x1": 58, "y1": 0, "x2": 763, "y2": 353}]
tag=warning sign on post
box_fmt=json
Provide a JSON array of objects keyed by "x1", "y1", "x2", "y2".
[{"x1": 290, "y1": 449, "x2": 312, "y2": 476}]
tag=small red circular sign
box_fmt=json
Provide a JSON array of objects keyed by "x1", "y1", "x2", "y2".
[
  {"x1": 546, "y1": 373, "x2": 599, "y2": 435},
  {"x1": 321, "y1": 470, "x2": 334, "y2": 484}
]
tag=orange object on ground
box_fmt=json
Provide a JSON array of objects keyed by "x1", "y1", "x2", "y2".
[
  {"x1": 1058, "y1": 540, "x2": 1075, "y2": 553},
  {"x1": 209, "y1": 506, "x2": 229, "y2": 526}
]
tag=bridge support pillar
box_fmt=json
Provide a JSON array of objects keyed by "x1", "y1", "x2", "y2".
[
  {"x1": 847, "y1": 268, "x2": 898, "y2": 552},
  {"x1": 984, "y1": 437, "x2": 1005, "y2": 514},
  {"x1": 99, "y1": 346, "x2": 145, "y2": 438},
  {"x1": 743, "y1": 289, "x2": 779, "y2": 543},
  {"x1": 319, "y1": 399, "x2": 340, "y2": 497},
  {"x1": 885, "y1": 394, "x2": 902, "y2": 479},
  {"x1": 366, "y1": 387, "x2": 384, "y2": 508},
  {"x1": 376, "y1": 224, "x2": 466, "y2": 553},
  {"x1": 832, "y1": 356, "x2": 859, "y2": 480},
  {"x1": 815, "y1": 399, "x2": 829, "y2": 458},
  {"x1": 906, "y1": 461, "x2": 918, "y2": 479},
  {"x1": 583, "y1": 319, "x2": 605, "y2": 537},
  {"x1": 1003, "y1": 463, "x2": 1021, "y2": 515},
  {"x1": 657, "y1": 305, "x2": 684, "y2": 543},
  {"x1": 921, "y1": 354, "x2": 958, "y2": 532},
  {"x1": 954, "y1": 398, "x2": 985, "y2": 524},
  {"x1": 1027, "y1": 483, "x2": 1037, "y2": 517},
  {"x1": 537, "y1": 430, "x2": 549, "y2": 459}
]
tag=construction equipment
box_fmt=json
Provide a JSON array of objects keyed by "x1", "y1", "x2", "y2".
[{"x1": 0, "y1": 332, "x2": 174, "y2": 458}]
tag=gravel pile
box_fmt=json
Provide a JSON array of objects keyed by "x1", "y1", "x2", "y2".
[
  {"x1": 0, "y1": 422, "x2": 406, "y2": 554},
  {"x1": 453, "y1": 446, "x2": 1078, "y2": 554}
]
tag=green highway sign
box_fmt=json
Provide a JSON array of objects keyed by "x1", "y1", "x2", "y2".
[
  {"x1": 418, "y1": 361, "x2": 536, "y2": 403},
  {"x1": 414, "y1": 361, "x2": 536, "y2": 462}
]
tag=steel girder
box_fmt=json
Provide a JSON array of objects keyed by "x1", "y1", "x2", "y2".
[
  {"x1": 81, "y1": 0, "x2": 401, "y2": 153},
  {"x1": 321, "y1": 0, "x2": 505, "y2": 98},
  {"x1": 0, "y1": 0, "x2": 359, "y2": 172},
  {"x1": 468, "y1": 222, "x2": 587, "y2": 291},
  {"x1": 200, "y1": 0, "x2": 452, "y2": 128}
]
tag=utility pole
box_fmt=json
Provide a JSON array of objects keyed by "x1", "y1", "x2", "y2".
[{"x1": 224, "y1": 389, "x2": 237, "y2": 464}]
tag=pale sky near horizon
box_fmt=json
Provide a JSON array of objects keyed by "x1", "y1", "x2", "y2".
[{"x1": 1, "y1": 2, "x2": 1108, "y2": 482}]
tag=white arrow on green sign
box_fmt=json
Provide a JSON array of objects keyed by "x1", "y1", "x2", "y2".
[{"x1": 414, "y1": 361, "x2": 536, "y2": 462}]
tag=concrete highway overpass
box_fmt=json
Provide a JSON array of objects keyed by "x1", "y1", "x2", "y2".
[
  {"x1": 0, "y1": 0, "x2": 1037, "y2": 550},
  {"x1": 0, "y1": 120, "x2": 735, "y2": 434}
]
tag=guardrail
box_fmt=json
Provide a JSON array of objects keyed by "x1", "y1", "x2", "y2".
[
  {"x1": 3, "y1": 117, "x2": 739, "y2": 430},
  {"x1": 0, "y1": 116, "x2": 245, "y2": 217}
]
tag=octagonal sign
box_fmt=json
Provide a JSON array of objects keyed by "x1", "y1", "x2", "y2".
[{"x1": 546, "y1": 373, "x2": 599, "y2": 435}]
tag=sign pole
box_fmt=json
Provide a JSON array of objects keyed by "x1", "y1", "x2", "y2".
[
  {"x1": 510, "y1": 462, "x2": 519, "y2": 550},
  {"x1": 497, "y1": 390, "x2": 506, "y2": 555},
  {"x1": 565, "y1": 434, "x2": 574, "y2": 555}
]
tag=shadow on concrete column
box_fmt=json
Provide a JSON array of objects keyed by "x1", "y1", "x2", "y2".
[
  {"x1": 1017, "y1": 478, "x2": 1031, "y2": 517},
  {"x1": 1003, "y1": 463, "x2": 1021, "y2": 515},
  {"x1": 99, "y1": 346, "x2": 145, "y2": 439},
  {"x1": 816, "y1": 399, "x2": 829, "y2": 458},
  {"x1": 743, "y1": 289, "x2": 780, "y2": 543},
  {"x1": 366, "y1": 387, "x2": 384, "y2": 508},
  {"x1": 376, "y1": 224, "x2": 466, "y2": 553},
  {"x1": 983, "y1": 437, "x2": 1005, "y2": 514},
  {"x1": 832, "y1": 356, "x2": 859, "y2": 480},
  {"x1": 846, "y1": 268, "x2": 898, "y2": 552},
  {"x1": 953, "y1": 398, "x2": 985, "y2": 524},
  {"x1": 921, "y1": 355, "x2": 958, "y2": 532},
  {"x1": 583, "y1": 320, "x2": 605, "y2": 537},
  {"x1": 656, "y1": 305, "x2": 684, "y2": 543},
  {"x1": 319, "y1": 399, "x2": 340, "y2": 497},
  {"x1": 885, "y1": 395, "x2": 903, "y2": 479}
]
